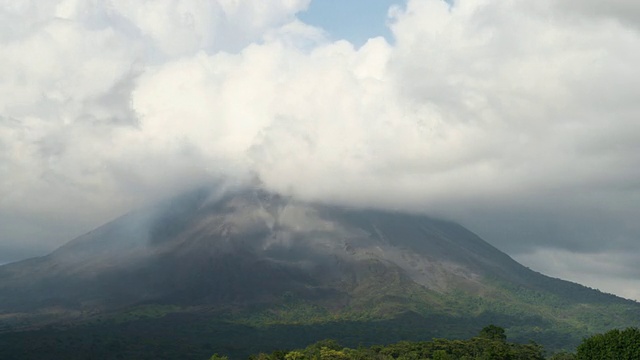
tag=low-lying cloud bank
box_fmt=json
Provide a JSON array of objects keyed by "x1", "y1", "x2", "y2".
[{"x1": 1, "y1": 0, "x2": 640, "y2": 299}]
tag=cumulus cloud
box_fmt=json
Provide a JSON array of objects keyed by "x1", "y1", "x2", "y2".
[
  {"x1": 0, "y1": 0, "x2": 311, "y2": 253},
  {"x1": 1, "y1": 0, "x2": 640, "y2": 299}
]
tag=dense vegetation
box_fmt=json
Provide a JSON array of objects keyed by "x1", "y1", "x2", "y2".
[
  {"x1": 1, "y1": 307, "x2": 639, "y2": 360},
  {"x1": 213, "y1": 326, "x2": 640, "y2": 360},
  {"x1": 0, "y1": 312, "x2": 521, "y2": 360},
  {"x1": 575, "y1": 327, "x2": 640, "y2": 360},
  {"x1": 240, "y1": 325, "x2": 545, "y2": 360},
  {"x1": 0, "y1": 296, "x2": 638, "y2": 360}
]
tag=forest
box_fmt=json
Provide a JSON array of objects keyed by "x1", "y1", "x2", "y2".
[{"x1": 208, "y1": 326, "x2": 640, "y2": 360}]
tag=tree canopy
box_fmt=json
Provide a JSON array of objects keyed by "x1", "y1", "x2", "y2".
[
  {"x1": 245, "y1": 325, "x2": 544, "y2": 360},
  {"x1": 576, "y1": 327, "x2": 640, "y2": 360}
]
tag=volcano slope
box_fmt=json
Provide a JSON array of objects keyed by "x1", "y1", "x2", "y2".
[{"x1": 0, "y1": 187, "x2": 638, "y2": 359}]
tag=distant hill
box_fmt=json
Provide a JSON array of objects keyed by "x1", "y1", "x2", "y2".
[{"x1": 0, "y1": 186, "x2": 638, "y2": 359}]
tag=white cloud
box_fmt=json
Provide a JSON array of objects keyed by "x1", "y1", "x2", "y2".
[
  {"x1": 0, "y1": 0, "x2": 311, "y2": 252},
  {"x1": 1, "y1": 0, "x2": 640, "y2": 304}
]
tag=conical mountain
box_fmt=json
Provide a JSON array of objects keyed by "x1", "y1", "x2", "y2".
[{"x1": 0, "y1": 186, "x2": 638, "y2": 357}]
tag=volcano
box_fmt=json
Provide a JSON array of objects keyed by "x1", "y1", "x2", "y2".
[{"x1": 0, "y1": 186, "x2": 638, "y2": 358}]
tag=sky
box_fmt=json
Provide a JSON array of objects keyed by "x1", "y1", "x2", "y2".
[
  {"x1": 1, "y1": 0, "x2": 640, "y2": 300},
  {"x1": 298, "y1": 0, "x2": 398, "y2": 46}
]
